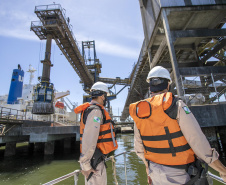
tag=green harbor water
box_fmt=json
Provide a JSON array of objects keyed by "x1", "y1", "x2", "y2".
[{"x1": 0, "y1": 133, "x2": 223, "y2": 185}]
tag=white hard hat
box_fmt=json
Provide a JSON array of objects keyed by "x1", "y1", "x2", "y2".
[
  {"x1": 90, "y1": 81, "x2": 109, "y2": 94},
  {"x1": 146, "y1": 66, "x2": 172, "y2": 84}
]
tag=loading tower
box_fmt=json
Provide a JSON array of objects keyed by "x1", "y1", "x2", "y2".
[
  {"x1": 82, "y1": 41, "x2": 102, "y2": 83},
  {"x1": 30, "y1": 4, "x2": 94, "y2": 114},
  {"x1": 31, "y1": 4, "x2": 94, "y2": 89},
  {"x1": 30, "y1": 4, "x2": 130, "y2": 114}
]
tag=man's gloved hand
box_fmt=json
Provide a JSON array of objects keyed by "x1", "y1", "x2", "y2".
[{"x1": 81, "y1": 168, "x2": 96, "y2": 179}]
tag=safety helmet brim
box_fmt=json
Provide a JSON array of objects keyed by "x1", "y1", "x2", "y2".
[
  {"x1": 90, "y1": 81, "x2": 110, "y2": 96},
  {"x1": 146, "y1": 66, "x2": 172, "y2": 84}
]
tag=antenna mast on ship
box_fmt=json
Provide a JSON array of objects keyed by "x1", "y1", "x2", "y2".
[{"x1": 27, "y1": 65, "x2": 36, "y2": 85}]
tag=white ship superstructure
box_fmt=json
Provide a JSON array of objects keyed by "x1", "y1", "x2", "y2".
[{"x1": 0, "y1": 65, "x2": 78, "y2": 125}]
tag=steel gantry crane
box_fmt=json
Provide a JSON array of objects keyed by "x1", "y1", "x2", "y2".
[
  {"x1": 30, "y1": 4, "x2": 130, "y2": 114},
  {"x1": 30, "y1": 4, "x2": 94, "y2": 114}
]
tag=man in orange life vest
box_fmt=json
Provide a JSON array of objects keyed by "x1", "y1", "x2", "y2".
[
  {"x1": 129, "y1": 66, "x2": 226, "y2": 184},
  {"x1": 74, "y1": 81, "x2": 118, "y2": 185}
]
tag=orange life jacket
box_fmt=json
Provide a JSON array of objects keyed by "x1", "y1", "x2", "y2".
[
  {"x1": 129, "y1": 92, "x2": 195, "y2": 166},
  {"x1": 74, "y1": 102, "x2": 118, "y2": 155}
]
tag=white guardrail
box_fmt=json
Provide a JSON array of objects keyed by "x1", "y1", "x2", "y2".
[{"x1": 43, "y1": 150, "x2": 226, "y2": 185}]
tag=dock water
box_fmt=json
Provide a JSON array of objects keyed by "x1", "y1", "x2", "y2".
[{"x1": 0, "y1": 133, "x2": 223, "y2": 185}]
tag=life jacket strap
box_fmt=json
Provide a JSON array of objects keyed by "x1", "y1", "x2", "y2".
[
  {"x1": 110, "y1": 122, "x2": 117, "y2": 147},
  {"x1": 142, "y1": 126, "x2": 190, "y2": 156},
  {"x1": 97, "y1": 137, "x2": 116, "y2": 143},
  {"x1": 104, "y1": 119, "x2": 111, "y2": 124},
  {"x1": 99, "y1": 129, "x2": 112, "y2": 136},
  {"x1": 141, "y1": 130, "x2": 183, "y2": 141},
  {"x1": 81, "y1": 126, "x2": 113, "y2": 137},
  {"x1": 145, "y1": 143, "x2": 191, "y2": 154},
  {"x1": 165, "y1": 96, "x2": 179, "y2": 120},
  {"x1": 164, "y1": 126, "x2": 176, "y2": 156}
]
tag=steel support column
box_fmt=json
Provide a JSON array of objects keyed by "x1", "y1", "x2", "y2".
[
  {"x1": 41, "y1": 34, "x2": 52, "y2": 82},
  {"x1": 139, "y1": 0, "x2": 150, "y2": 48},
  {"x1": 150, "y1": 39, "x2": 167, "y2": 68},
  {"x1": 4, "y1": 142, "x2": 16, "y2": 157},
  {"x1": 162, "y1": 9, "x2": 184, "y2": 97},
  {"x1": 44, "y1": 141, "x2": 55, "y2": 155},
  {"x1": 147, "y1": 48, "x2": 152, "y2": 69}
]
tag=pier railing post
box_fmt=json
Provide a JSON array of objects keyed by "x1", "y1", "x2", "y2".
[
  {"x1": 9, "y1": 108, "x2": 11, "y2": 120},
  {"x1": 124, "y1": 152, "x2": 127, "y2": 185},
  {"x1": 74, "y1": 171, "x2": 79, "y2": 185},
  {"x1": 211, "y1": 73, "x2": 219, "y2": 103}
]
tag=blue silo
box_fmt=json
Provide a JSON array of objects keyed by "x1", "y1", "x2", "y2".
[{"x1": 7, "y1": 65, "x2": 24, "y2": 104}]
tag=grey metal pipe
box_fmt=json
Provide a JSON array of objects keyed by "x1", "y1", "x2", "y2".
[
  {"x1": 124, "y1": 152, "x2": 127, "y2": 185},
  {"x1": 42, "y1": 170, "x2": 80, "y2": 185},
  {"x1": 211, "y1": 73, "x2": 219, "y2": 103},
  {"x1": 207, "y1": 172, "x2": 226, "y2": 185}
]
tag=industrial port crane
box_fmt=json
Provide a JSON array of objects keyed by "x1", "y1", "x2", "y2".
[{"x1": 30, "y1": 4, "x2": 130, "y2": 114}]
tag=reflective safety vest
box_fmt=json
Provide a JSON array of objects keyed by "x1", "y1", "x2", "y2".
[
  {"x1": 74, "y1": 102, "x2": 118, "y2": 155},
  {"x1": 129, "y1": 92, "x2": 195, "y2": 166}
]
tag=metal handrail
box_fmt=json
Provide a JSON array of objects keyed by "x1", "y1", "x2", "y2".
[
  {"x1": 0, "y1": 106, "x2": 53, "y2": 123},
  {"x1": 42, "y1": 150, "x2": 134, "y2": 185},
  {"x1": 35, "y1": 4, "x2": 61, "y2": 12},
  {"x1": 43, "y1": 170, "x2": 80, "y2": 185},
  {"x1": 42, "y1": 150, "x2": 226, "y2": 185},
  {"x1": 208, "y1": 172, "x2": 226, "y2": 184},
  {"x1": 0, "y1": 106, "x2": 26, "y2": 120}
]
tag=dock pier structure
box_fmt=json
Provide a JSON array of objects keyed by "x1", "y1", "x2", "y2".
[{"x1": 0, "y1": 118, "x2": 80, "y2": 157}]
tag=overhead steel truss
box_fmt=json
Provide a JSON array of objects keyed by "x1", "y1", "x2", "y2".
[{"x1": 121, "y1": 1, "x2": 226, "y2": 121}]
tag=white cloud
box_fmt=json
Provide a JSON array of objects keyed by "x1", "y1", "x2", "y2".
[
  {"x1": 0, "y1": 0, "x2": 143, "y2": 59},
  {"x1": 75, "y1": 33, "x2": 140, "y2": 59},
  {"x1": 0, "y1": 2, "x2": 38, "y2": 41},
  {"x1": 0, "y1": 28, "x2": 39, "y2": 41},
  {"x1": 96, "y1": 40, "x2": 139, "y2": 59}
]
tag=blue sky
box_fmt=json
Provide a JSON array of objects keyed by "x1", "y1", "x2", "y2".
[{"x1": 0, "y1": 0, "x2": 144, "y2": 116}]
